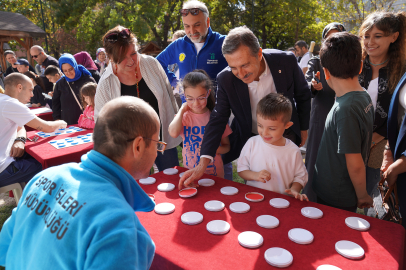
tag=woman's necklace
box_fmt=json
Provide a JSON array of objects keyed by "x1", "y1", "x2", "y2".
[{"x1": 368, "y1": 57, "x2": 389, "y2": 66}]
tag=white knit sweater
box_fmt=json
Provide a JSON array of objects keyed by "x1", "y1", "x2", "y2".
[{"x1": 94, "y1": 54, "x2": 182, "y2": 149}]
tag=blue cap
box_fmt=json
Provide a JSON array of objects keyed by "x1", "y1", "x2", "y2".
[{"x1": 16, "y1": 58, "x2": 30, "y2": 66}]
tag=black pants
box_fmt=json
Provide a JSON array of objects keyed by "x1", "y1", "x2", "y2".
[{"x1": 317, "y1": 196, "x2": 357, "y2": 213}]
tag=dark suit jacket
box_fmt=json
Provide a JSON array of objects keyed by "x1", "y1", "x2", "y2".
[{"x1": 201, "y1": 49, "x2": 311, "y2": 164}]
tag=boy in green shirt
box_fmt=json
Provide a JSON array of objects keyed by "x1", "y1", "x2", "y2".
[{"x1": 313, "y1": 32, "x2": 374, "y2": 212}]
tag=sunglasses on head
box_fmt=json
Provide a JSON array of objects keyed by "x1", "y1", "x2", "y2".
[
  {"x1": 104, "y1": 28, "x2": 131, "y2": 43},
  {"x1": 180, "y1": 8, "x2": 205, "y2": 17}
]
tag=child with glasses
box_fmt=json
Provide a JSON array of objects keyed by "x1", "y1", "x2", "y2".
[{"x1": 169, "y1": 70, "x2": 232, "y2": 178}]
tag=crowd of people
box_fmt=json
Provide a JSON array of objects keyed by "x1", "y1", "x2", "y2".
[{"x1": 1, "y1": 0, "x2": 406, "y2": 268}]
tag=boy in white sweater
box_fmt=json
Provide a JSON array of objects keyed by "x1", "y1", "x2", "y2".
[{"x1": 238, "y1": 93, "x2": 308, "y2": 201}]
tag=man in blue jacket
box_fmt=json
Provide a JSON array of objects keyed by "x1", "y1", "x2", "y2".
[
  {"x1": 156, "y1": 0, "x2": 228, "y2": 89},
  {"x1": 0, "y1": 96, "x2": 159, "y2": 269}
]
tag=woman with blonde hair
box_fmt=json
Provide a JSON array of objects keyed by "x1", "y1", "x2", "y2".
[
  {"x1": 358, "y1": 11, "x2": 406, "y2": 204},
  {"x1": 95, "y1": 25, "x2": 181, "y2": 172}
]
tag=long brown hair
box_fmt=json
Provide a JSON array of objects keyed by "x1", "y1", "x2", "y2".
[
  {"x1": 359, "y1": 11, "x2": 406, "y2": 93},
  {"x1": 23, "y1": 71, "x2": 46, "y2": 92},
  {"x1": 80, "y1": 82, "x2": 97, "y2": 109},
  {"x1": 182, "y1": 69, "x2": 216, "y2": 111}
]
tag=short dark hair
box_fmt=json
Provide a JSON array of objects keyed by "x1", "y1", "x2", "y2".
[
  {"x1": 93, "y1": 96, "x2": 158, "y2": 162},
  {"x1": 256, "y1": 93, "x2": 292, "y2": 123},
  {"x1": 294, "y1": 40, "x2": 308, "y2": 49},
  {"x1": 181, "y1": 69, "x2": 215, "y2": 111},
  {"x1": 44, "y1": 65, "x2": 61, "y2": 76},
  {"x1": 320, "y1": 32, "x2": 362, "y2": 79},
  {"x1": 4, "y1": 73, "x2": 30, "y2": 90}
]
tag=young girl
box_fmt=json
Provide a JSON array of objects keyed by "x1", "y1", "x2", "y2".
[
  {"x1": 23, "y1": 71, "x2": 47, "y2": 107},
  {"x1": 169, "y1": 70, "x2": 232, "y2": 178},
  {"x1": 78, "y1": 82, "x2": 96, "y2": 129}
]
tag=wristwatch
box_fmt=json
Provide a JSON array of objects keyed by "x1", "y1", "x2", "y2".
[{"x1": 14, "y1": 137, "x2": 26, "y2": 144}]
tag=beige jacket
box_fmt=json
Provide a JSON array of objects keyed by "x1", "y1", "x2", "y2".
[{"x1": 95, "y1": 54, "x2": 181, "y2": 149}]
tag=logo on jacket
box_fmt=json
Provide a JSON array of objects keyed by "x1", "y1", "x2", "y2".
[
  {"x1": 179, "y1": 53, "x2": 186, "y2": 63},
  {"x1": 207, "y1": 53, "x2": 218, "y2": 65}
]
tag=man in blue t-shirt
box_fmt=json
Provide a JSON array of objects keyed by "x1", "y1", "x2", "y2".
[
  {"x1": 156, "y1": 0, "x2": 228, "y2": 91},
  {"x1": 0, "y1": 96, "x2": 159, "y2": 269}
]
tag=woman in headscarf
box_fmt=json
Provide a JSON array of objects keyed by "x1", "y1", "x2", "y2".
[
  {"x1": 94, "y1": 48, "x2": 109, "y2": 76},
  {"x1": 74, "y1": 51, "x2": 101, "y2": 83},
  {"x1": 303, "y1": 22, "x2": 346, "y2": 202},
  {"x1": 52, "y1": 53, "x2": 96, "y2": 125}
]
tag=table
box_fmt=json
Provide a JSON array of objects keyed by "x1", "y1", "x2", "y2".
[
  {"x1": 25, "y1": 125, "x2": 93, "y2": 169},
  {"x1": 25, "y1": 107, "x2": 54, "y2": 132},
  {"x1": 137, "y1": 167, "x2": 405, "y2": 270}
]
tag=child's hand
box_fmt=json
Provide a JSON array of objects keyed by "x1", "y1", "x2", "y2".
[
  {"x1": 255, "y1": 170, "x2": 271, "y2": 183},
  {"x1": 180, "y1": 102, "x2": 190, "y2": 113},
  {"x1": 285, "y1": 188, "x2": 309, "y2": 201}
]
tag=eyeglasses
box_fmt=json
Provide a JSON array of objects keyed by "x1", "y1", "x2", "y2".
[
  {"x1": 185, "y1": 91, "x2": 210, "y2": 103},
  {"x1": 180, "y1": 8, "x2": 206, "y2": 17},
  {"x1": 126, "y1": 137, "x2": 167, "y2": 153},
  {"x1": 104, "y1": 28, "x2": 131, "y2": 43}
]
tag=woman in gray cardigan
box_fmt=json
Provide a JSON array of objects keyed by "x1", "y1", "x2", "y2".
[{"x1": 95, "y1": 26, "x2": 181, "y2": 171}]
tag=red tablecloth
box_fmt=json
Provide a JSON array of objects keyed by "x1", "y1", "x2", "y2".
[
  {"x1": 25, "y1": 107, "x2": 54, "y2": 132},
  {"x1": 137, "y1": 167, "x2": 405, "y2": 270},
  {"x1": 25, "y1": 125, "x2": 93, "y2": 169}
]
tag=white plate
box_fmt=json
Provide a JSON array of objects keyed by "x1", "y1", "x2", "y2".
[
  {"x1": 256, "y1": 215, "x2": 279, "y2": 229},
  {"x1": 345, "y1": 217, "x2": 370, "y2": 231},
  {"x1": 317, "y1": 265, "x2": 342, "y2": 270},
  {"x1": 220, "y1": 186, "x2": 238, "y2": 195},
  {"x1": 163, "y1": 168, "x2": 178, "y2": 175},
  {"x1": 207, "y1": 220, "x2": 230, "y2": 235},
  {"x1": 204, "y1": 200, "x2": 225, "y2": 212},
  {"x1": 229, "y1": 202, "x2": 250, "y2": 213},
  {"x1": 238, "y1": 231, "x2": 263, "y2": 248},
  {"x1": 288, "y1": 228, "x2": 314, "y2": 245},
  {"x1": 335, "y1": 240, "x2": 365, "y2": 259},
  {"x1": 264, "y1": 247, "x2": 293, "y2": 268},
  {"x1": 301, "y1": 207, "x2": 323, "y2": 219},
  {"x1": 179, "y1": 187, "x2": 198, "y2": 198},
  {"x1": 270, "y1": 198, "x2": 290, "y2": 208},
  {"x1": 181, "y1": 211, "x2": 203, "y2": 225},
  {"x1": 245, "y1": 192, "x2": 264, "y2": 202},
  {"x1": 154, "y1": 203, "x2": 175, "y2": 215},
  {"x1": 157, "y1": 183, "x2": 175, "y2": 192},
  {"x1": 139, "y1": 177, "x2": 156, "y2": 185},
  {"x1": 198, "y1": 178, "x2": 215, "y2": 187}
]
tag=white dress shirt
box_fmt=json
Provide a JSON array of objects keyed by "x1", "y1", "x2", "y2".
[{"x1": 248, "y1": 58, "x2": 276, "y2": 133}]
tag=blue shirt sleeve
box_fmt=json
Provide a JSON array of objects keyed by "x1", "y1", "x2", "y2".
[{"x1": 156, "y1": 43, "x2": 178, "y2": 87}]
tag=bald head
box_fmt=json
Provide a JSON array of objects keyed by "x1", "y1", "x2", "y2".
[
  {"x1": 93, "y1": 96, "x2": 160, "y2": 162},
  {"x1": 30, "y1": 45, "x2": 47, "y2": 64},
  {"x1": 30, "y1": 45, "x2": 44, "y2": 54},
  {"x1": 4, "y1": 73, "x2": 33, "y2": 103}
]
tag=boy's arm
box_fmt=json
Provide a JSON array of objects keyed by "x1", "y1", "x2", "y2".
[
  {"x1": 238, "y1": 170, "x2": 270, "y2": 183},
  {"x1": 345, "y1": 153, "x2": 373, "y2": 208},
  {"x1": 237, "y1": 139, "x2": 270, "y2": 183},
  {"x1": 285, "y1": 182, "x2": 309, "y2": 201},
  {"x1": 285, "y1": 150, "x2": 309, "y2": 201},
  {"x1": 216, "y1": 136, "x2": 230, "y2": 155},
  {"x1": 168, "y1": 103, "x2": 189, "y2": 138}
]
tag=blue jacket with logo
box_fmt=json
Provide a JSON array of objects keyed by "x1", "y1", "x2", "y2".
[
  {"x1": 0, "y1": 150, "x2": 156, "y2": 270},
  {"x1": 156, "y1": 27, "x2": 228, "y2": 88}
]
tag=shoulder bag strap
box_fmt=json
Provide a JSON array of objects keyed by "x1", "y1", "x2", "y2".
[{"x1": 66, "y1": 80, "x2": 83, "y2": 111}]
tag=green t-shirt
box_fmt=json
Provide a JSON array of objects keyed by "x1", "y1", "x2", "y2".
[{"x1": 312, "y1": 90, "x2": 374, "y2": 207}]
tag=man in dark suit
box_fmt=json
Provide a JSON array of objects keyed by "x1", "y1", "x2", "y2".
[{"x1": 179, "y1": 26, "x2": 311, "y2": 189}]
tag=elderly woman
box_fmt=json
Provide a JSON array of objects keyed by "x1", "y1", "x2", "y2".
[
  {"x1": 74, "y1": 51, "x2": 101, "y2": 83},
  {"x1": 95, "y1": 25, "x2": 181, "y2": 172},
  {"x1": 52, "y1": 54, "x2": 96, "y2": 125},
  {"x1": 94, "y1": 48, "x2": 108, "y2": 75}
]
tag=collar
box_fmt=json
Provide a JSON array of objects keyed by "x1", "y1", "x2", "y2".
[
  {"x1": 258, "y1": 57, "x2": 270, "y2": 81},
  {"x1": 81, "y1": 150, "x2": 155, "y2": 212}
]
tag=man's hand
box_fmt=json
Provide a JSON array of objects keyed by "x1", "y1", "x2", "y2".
[
  {"x1": 48, "y1": 91, "x2": 54, "y2": 97},
  {"x1": 299, "y1": 130, "x2": 308, "y2": 147},
  {"x1": 178, "y1": 158, "x2": 210, "y2": 189},
  {"x1": 10, "y1": 141, "x2": 25, "y2": 158},
  {"x1": 254, "y1": 170, "x2": 271, "y2": 183},
  {"x1": 383, "y1": 156, "x2": 406, "y2": 188},
  {"x1": 357, "y1": 193, "x2": 373, "y2": 209},
  {"x1": 285, "y1": 188, "x2": 309, "y2": 201},
  {"x1": 311, "y1": 71, "x2": 323, "y2": 91}
]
